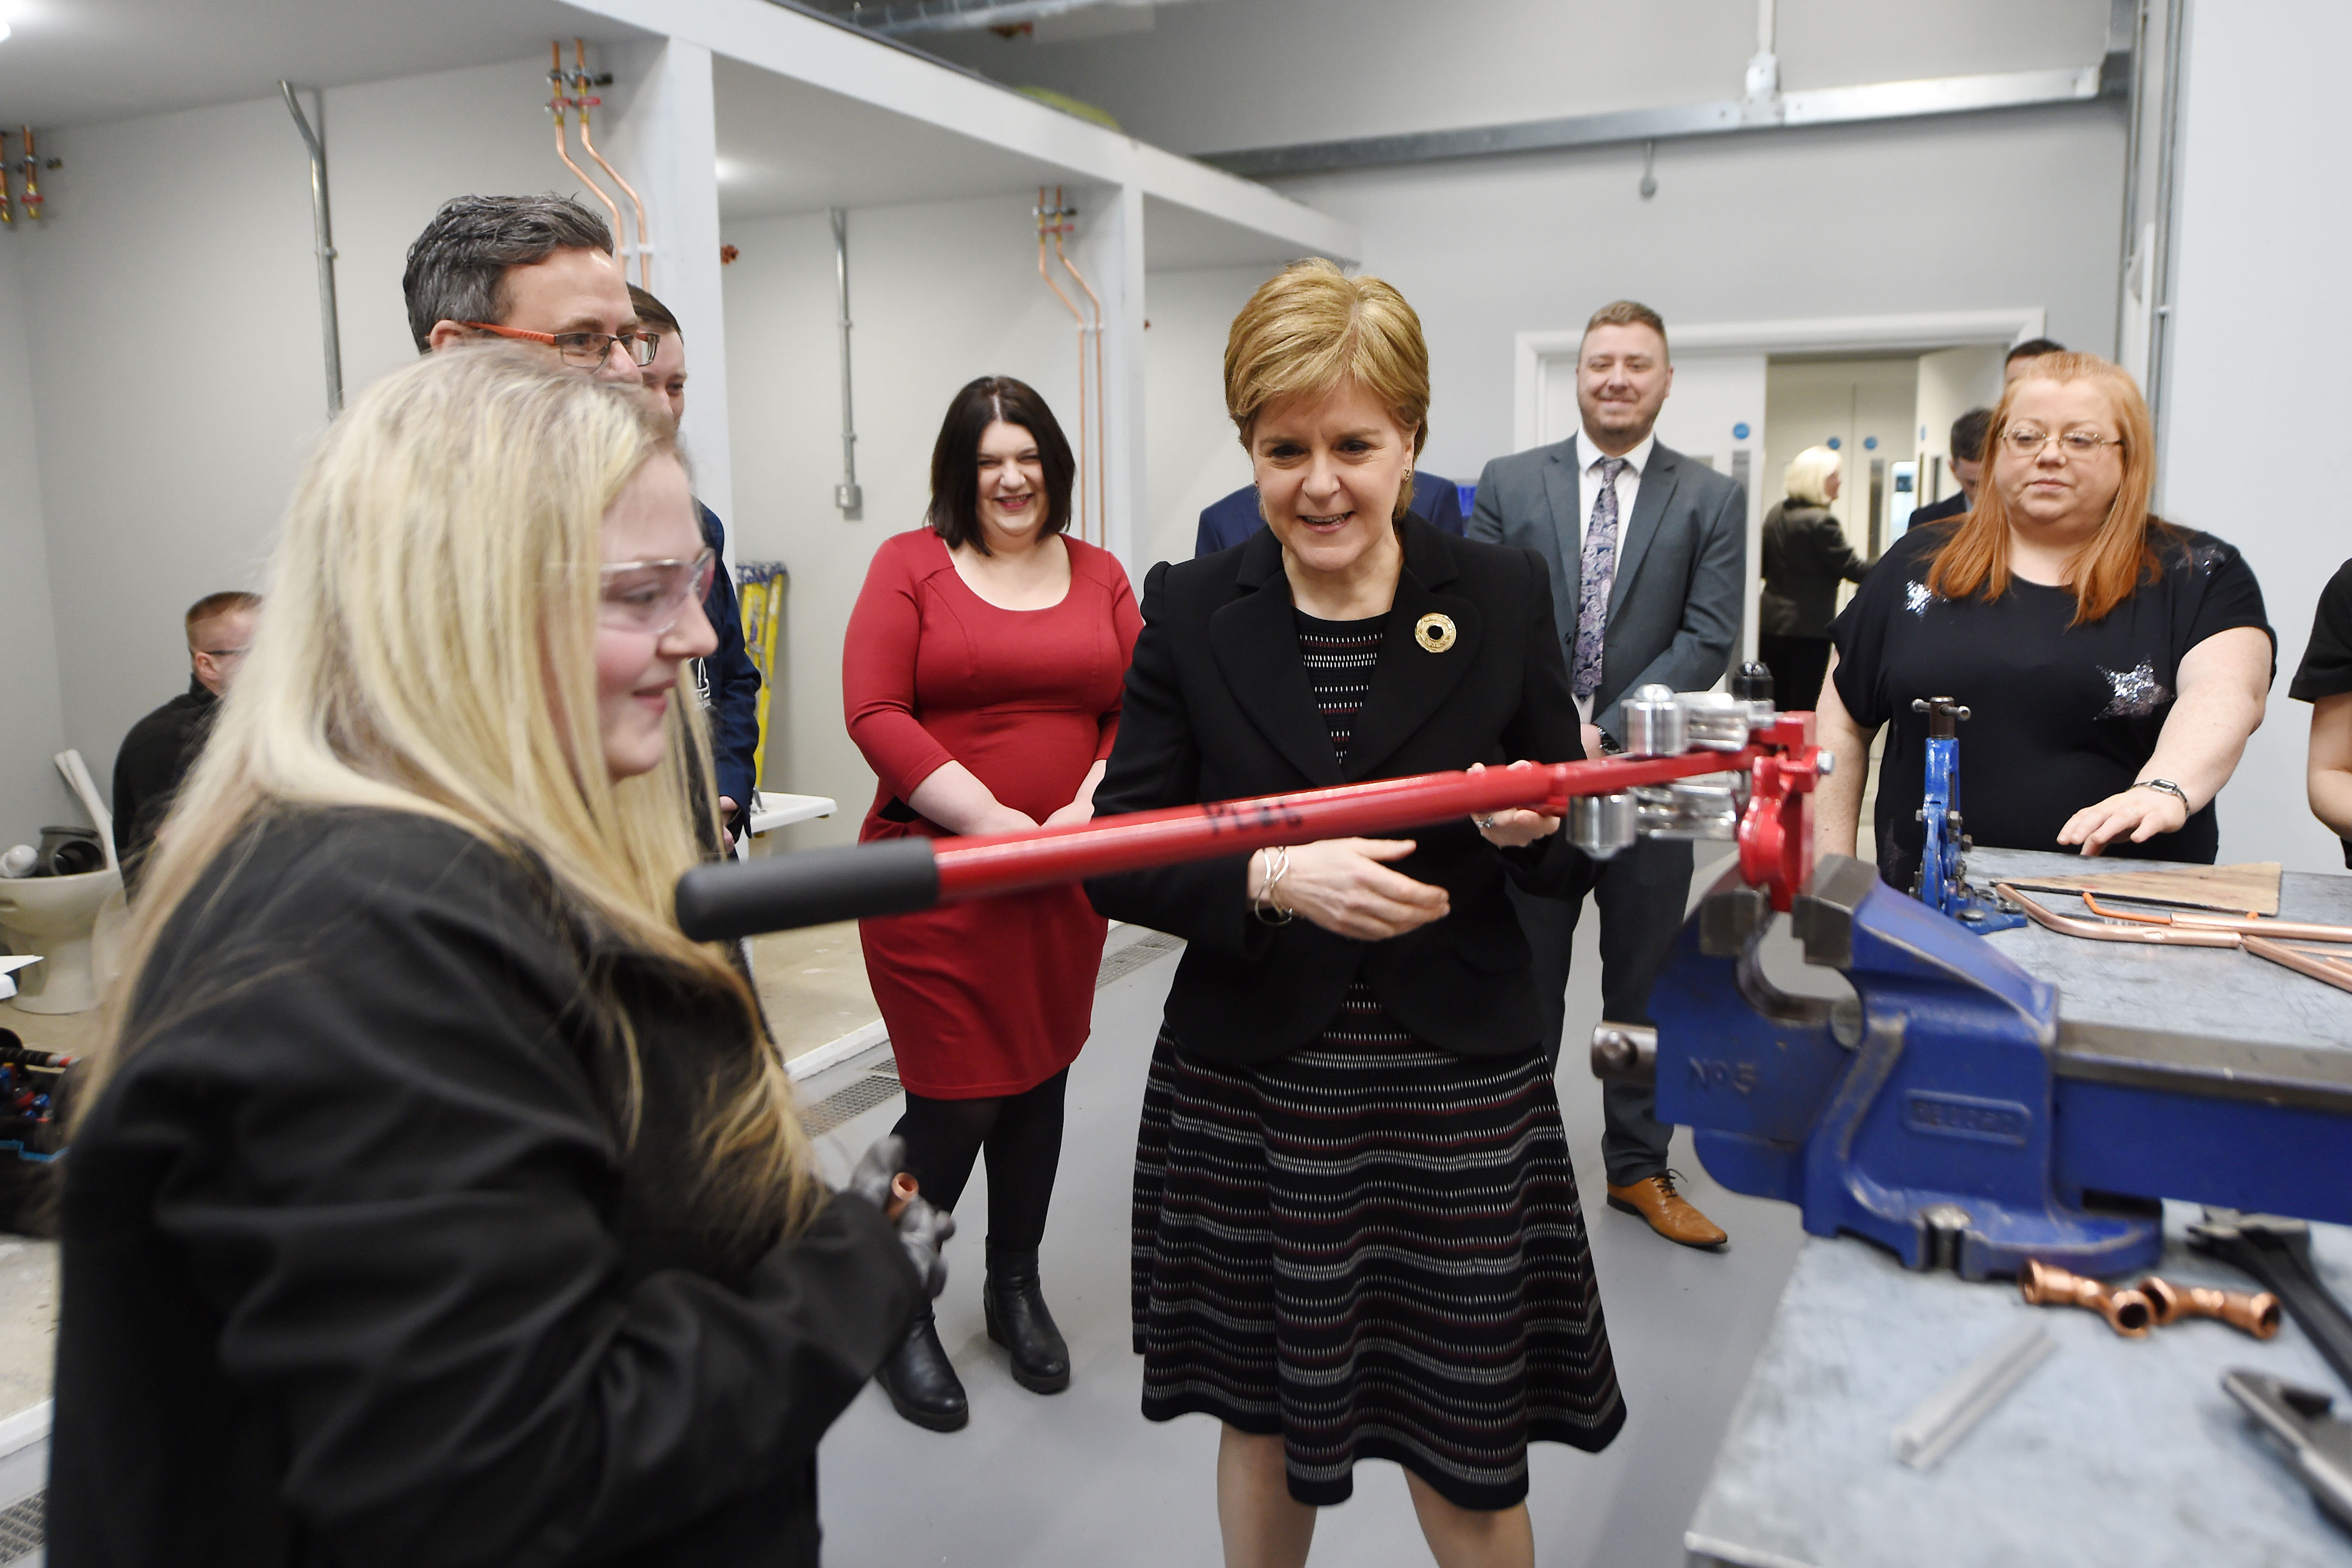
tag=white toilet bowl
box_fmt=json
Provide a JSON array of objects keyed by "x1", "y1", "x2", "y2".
[{"x1": 0, "y1": 866, "x2": 123, "y2": 1014}]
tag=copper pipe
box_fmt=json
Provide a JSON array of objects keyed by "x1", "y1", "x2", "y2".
[
  {"x1": 1995, "y1": 884, "x2": 2240, "y2": 948},
  {"x1": 2242, "y1": 934, "x2": 2352, "y2": 996},
  {"x1": 0, "y1": 131, "x2": 15, "y2": 226},
  {"x1": 2081, "y1": 890, "x2": 2352, "y2": 944},
  {"x1": 1051, "y1": 208, "x2": 1107, "y2": 548},
  {"x1": 550, "y1": 44, "x2": 625, "y2": 259},
  {"x1": 885, "y1": 1172, "x2": 918, "y2": 1223},
  {"x1": 18, "y1": 127, "x2": 41, "y2": 222},
  {"x1": 2019, "y1": 1259, "x2": 2154, "y2": 1337},
  {"x1": 571, "y1": 39, "x2": 653, "y2": 290},
  {"x1": 1035, "y1": 188, "x2": 1090, "y2": 543},
  {"x1": 2139, "y1": 1275, "x2": 2282, "y2": 1338}
]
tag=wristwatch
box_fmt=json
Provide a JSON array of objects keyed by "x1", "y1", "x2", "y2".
[{"x1": 2135, "y1": 778, "x2": 2190, "y2": 809}]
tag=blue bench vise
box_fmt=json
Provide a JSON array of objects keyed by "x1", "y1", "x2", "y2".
[{"x1": 1592, "y1": 855, "x2": 2352, "y2": 1280}]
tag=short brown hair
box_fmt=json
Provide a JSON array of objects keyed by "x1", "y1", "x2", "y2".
[
  {"x1": 1223, "y1": 259, "x2": 1430, "y2": 519},
  {"x1": 628, "y1": 283, "x2": 681, "y2": 339},
  {"x1": 1926, "y1": 353, "x2": 2163, "y2": 626},
  {"x1": 184, "y1": 591, "x2": 259, "y2": 649},
  {"x1": 926, "y1": 376, "x2": 1075, "y2": 554},
  {"x1": 2005, "y1": 336, "x2": 2065, "y2": 364},
  {"x1": 1584, "y1": 300, "x2": 1669, "y2": 359}
]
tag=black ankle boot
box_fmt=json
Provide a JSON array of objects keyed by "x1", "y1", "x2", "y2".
[
  {"x1": 984, "y1": 1244, "x2": 1070, "y2": 1394},
  {"x1": 878, "y1": 1306, "x2": 968, "y2": 1431}
]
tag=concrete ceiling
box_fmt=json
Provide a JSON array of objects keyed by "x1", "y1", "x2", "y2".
[{"x1": 0, "y1": 0, "x2": 653, "y2": 127}]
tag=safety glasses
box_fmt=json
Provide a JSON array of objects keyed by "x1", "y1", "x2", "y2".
[{"x1": 600, "y1": 548, "x2": 716, "y2": 636}]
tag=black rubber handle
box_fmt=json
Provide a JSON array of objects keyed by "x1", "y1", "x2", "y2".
[{"x1": 675, "y1": 838, "x2": 942, "y2": 940}]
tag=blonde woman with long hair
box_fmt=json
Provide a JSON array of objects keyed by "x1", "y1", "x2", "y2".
[
  {"x1": 49, "y1": 348, "x2": 947, "y2": 1567},
  {"x1": 1817, "y1": 353, "x2": 2273, "y2": 894}
]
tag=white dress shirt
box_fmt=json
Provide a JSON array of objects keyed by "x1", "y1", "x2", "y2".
[{"x1": 1571, "y1": 425, "x2": 1657, "y2": 721}]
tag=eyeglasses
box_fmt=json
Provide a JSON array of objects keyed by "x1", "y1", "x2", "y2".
[
  {"x1": 463, "y1": 321, "x2": 661, "y2": 369},
  {"x1": 2002, "y1": 426, "x2": 2123, "y2": 457},
  {"x1": 199, "y1": 646, "x2": 250, "y2": 661},
  {"x1": 600, "y1": 548, "x2": 716, "y2": 636}
]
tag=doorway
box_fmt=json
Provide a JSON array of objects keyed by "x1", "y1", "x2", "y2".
[{"x1": 1761, "y1": 355, "x2": 1918, "y2": 570}]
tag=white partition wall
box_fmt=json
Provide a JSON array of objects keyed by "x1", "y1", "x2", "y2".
[{"x1": 2160, "y1": 0, "x2": 2352, "y2": 874}]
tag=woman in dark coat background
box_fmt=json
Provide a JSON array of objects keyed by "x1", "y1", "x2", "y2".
[
  {"x1": 1089, "y1": 260, "x2": 1622, "y2": 1568},
  {"x1": 1758, "y1": 443, "x2": 1871, "y2": 712},
  {"x1": 50, "y1": 349, "x2": 948, "y2": 1567}
]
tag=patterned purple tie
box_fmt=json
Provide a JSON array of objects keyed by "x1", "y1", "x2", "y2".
[{"x1": 1572, "y1": 456, "x2": 1628, "y2": 701}]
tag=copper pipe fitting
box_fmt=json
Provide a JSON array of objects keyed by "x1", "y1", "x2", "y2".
[
  {"x1": 2139, "y1": 1275, "x2": 2282, "y2": 1339},
  {"x1": 2019, "y1": 1259, "x2": 2154, "y2": 1338},
  {"x1": 885, "y1": 1172, "x2": 919, "y2": 1223}
]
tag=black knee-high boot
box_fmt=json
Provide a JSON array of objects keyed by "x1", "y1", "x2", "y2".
[
  {"x1": 984, "y1": 1243, "x2": 1070, "y2": 1394},
  {"x1": 878, "y1": 1304, "x2": 968, "y2": 1431}
]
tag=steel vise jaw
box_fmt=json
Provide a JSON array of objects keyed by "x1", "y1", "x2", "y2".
[{"x1": 1631, "y1": 854, "x2": 2164, "y2": 1280}]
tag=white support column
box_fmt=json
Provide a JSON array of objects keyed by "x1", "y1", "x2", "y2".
[
  {"x1": 1080, "y1": 183, "x2": 1147, "y2": 576},
  {"x1": 608, "y1": 39, "x2": 735, "y2": 527}
]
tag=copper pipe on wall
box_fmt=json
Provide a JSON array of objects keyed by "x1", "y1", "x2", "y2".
[
  {"x1": 2139, "y1": 1275, "x2": 2282, "y2": 1338},
  {"x1": 549, "y1": 44, "x2": 625, "y2": 258},
  {"x1": 0, "y1": 132, "x2": 15, "y2": 226},
  {"x1": 18, "y1": 128, "x2": 42, "y2": 222},
  {"x1": 570, "y1": 39, "x2": 652, "y2": 290},
  {"x1": 1035, "y1": 187, "x2": 1090, "y2": 543},
  {"x1": 2019, "y1": 1259, "x2": 2154, "y2": 1338},
  {"x1": 1050, "y1": 205, "x2": 1107, "y2": 550}
]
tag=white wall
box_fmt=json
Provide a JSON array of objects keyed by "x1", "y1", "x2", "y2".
[
  {"x1": 2161, "y1": 0, "x2": 2352, "y2": 875},
  {"x1": 15, "y1": 50, "x2": 707, "y2": 809},
  {"x1": 1271, "y1": 104, "x2": 2124, "y2": 487},
  {"x1": 1140, "y1": 263, "x2": 1265, "y2": 570},
  {"x1": 0, "y1": 241, "x2": 70, "y2": 838}
]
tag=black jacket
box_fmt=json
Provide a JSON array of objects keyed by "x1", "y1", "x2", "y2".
[
  {"x1": 110, "y1": 676, "x2": 218, "y2": 883},
  {"x1": 51, "y1": 808, "x2": 920, "y2": 1568},
  {"x1": 1759, "y1": 500, "x2": 1872, "y2": 639},
  {"x1": 1086, "y1": 517, "x2": 1592, "y2": 1067}
]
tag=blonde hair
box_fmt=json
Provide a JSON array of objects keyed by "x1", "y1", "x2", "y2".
[
  {"x1": 1225, "y1": 258, "x2": 1429, "y2": 521},
  {"x1": 1926, "y1": 351, "x2": 2169, "y2": 627},
  {"x1": 1783, "y1": 446, "x2": 1841, "y2": 507},
  {"x1": 97, "y1": 347, "x2": 824, "y2": 1241}
]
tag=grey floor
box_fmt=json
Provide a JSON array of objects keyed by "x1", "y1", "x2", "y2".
[{"x1": 805, "y1": 863, "x2": 1806, "y2": 1567}]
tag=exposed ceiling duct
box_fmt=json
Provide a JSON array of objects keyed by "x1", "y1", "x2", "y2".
[{"x1": 812, "y1": 0, "x2": 1194, "y2": 38}]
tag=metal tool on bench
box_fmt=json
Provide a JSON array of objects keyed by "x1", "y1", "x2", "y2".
[
  {"x1": 2223, "y1": 1371, "x2": 2352, "y2": 1532},
  {"x1": 1592, "y1": 853, "x2": 2352, "y2": 1280},
  {"x1": 2189, "y1": 1212, "x2": 2352, "y2": 1391},
  {"x1": 673, "y1": 687, "x2": 1824, "y2": 938},
  {"x1": 1909, "y1": 696, "x2": 2024, "y2": 934}
]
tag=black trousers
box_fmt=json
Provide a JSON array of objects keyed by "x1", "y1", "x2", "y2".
[
  {"x1": 889, "y1": 1068, "x2": 1069, "y2": 1254},
  {"x1": 1758, "y1": 633, "x2": 1832, "y2": 716},
  {"x1": 1507, "y1": 837, "x2": 1693, "y2": 1187}
]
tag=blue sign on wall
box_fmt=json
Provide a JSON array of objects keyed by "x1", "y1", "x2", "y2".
[
  {"x1": 1826, "y1": 436, "x2": 1841, "y2": 450},
  {"x1": 1864, "y1": 435, "x2": 1879, "y2": 450},
  {"x1": 1732, "y1": 422, "x2": 1751, "y2": 441}
]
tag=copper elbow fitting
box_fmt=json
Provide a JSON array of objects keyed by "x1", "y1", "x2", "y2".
[
  {"x1": 2019, "y1": 1259, "x2": 2154, "y2": 1338},
  {"x1": 2139, "y1": 1275, "x2": 2282, "y2": 1339}
]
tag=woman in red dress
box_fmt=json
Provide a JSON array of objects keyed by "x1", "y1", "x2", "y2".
[{"x1": 843, "y1": 376, "x2": 1141, "y2": 1431}]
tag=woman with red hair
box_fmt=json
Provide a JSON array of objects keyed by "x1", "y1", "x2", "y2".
[{"x1": 1816, "y1": 352, "x2": 2273, "y2": 892}]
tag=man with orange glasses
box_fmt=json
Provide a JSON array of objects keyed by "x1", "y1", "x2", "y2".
[{"x1": 403, "y1": 194, "x2": 651, "y2": 384}]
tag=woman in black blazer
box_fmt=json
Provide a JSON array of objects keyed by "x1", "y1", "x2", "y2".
[
  {"x1": 1089, "y1": 260, "x2": 1623, "y2": 1568},
  {"x1": 1757, "y1": 444, "x2": 1871, "y2": 712},
  {"x1": 50, "y1": 349, "x2": 949, "y2": 1567}
]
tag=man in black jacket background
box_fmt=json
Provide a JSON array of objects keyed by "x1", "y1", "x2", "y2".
[{"x1": 110, "y1": 589, "x2": 258, "y2": 886}]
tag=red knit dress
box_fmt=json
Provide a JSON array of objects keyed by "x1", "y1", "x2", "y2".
[{"x1": 842, "y1": 529, "x2": 1142, "y2": 1099}]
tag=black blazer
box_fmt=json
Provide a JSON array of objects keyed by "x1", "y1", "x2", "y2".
[
  {"x1": 51, "y1": 809, "x2": 921, "y2": 1568},
  {"x1": 1087, "y1": 515, "x2": 1592, "y2": 1068},
  {"x1": 1758, "y1": 500, "x2": 1872, "y2": 639}
]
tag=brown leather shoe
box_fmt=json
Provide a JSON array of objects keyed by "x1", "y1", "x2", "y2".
[{"x1": 1606, "y1": 1170, "x2": 1728, "y2": 1249}]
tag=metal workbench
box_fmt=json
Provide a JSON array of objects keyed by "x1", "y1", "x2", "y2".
[{"x1": 1683, "y1": 849, "x2": 2352, "y2": 1567}]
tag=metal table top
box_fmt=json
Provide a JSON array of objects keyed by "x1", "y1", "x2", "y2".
[
  {"x1": 1966, "y1": 848, "x2": 2352, "y2": 1103},
  {"x1": 1684, "y1": 1206, "x2": 2352, "y2": 1568}
]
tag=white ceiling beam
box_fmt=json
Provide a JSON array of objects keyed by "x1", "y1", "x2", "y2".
[{"x1": 563, "y1": 0, "x2": 1358, "y2": 261}]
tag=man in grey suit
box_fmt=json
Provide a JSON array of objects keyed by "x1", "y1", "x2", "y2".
[{"x1": 1469, "y1": 299, "x2": 1745, "y2": 1249}]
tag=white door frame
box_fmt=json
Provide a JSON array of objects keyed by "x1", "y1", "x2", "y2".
[{"x1": 1514, "y1": 307, "x2": 2049, "y2": 454}]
